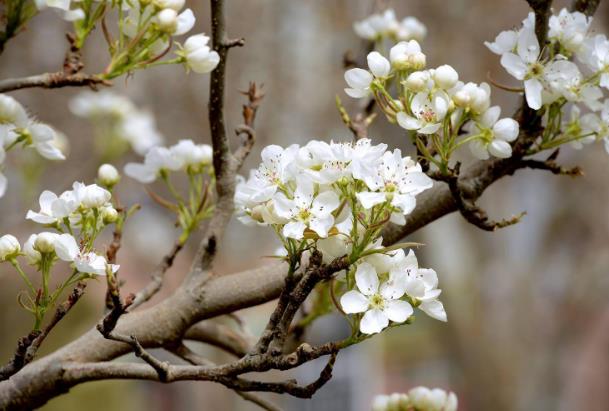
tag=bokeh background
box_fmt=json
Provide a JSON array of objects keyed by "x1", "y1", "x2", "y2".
[{"x1": 1, "y1": 0, "x2": 609, "y2": 410}]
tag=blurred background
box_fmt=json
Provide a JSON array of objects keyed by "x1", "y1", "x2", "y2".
[{"x1": 1, "y1": 0, "x2": 609, "y2": 410}]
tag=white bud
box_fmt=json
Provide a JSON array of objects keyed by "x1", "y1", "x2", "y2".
[
  {"x1": 34, "y1": 232, "x2": 56, "y2": 254},
  {"x1": 157, "y1": 8, "x2": 178, "y2": 33},
  {"x1": 153, "y1": 0, "x2": 184, "y2": 11},
  {"x1": 0, "y1": 234, "x2": 20, "y2": 261},
  {"x1": 405, "y1": 71, "x2": 429, "y2": 92},
  {"x1": 101, "y1": 206, "x2": 119, "y2": 224},
  {"x1": 453, "y1": 90, "x2": 471, "y2": 107},
  {"x1": 98, "y1": 164, "x2": 120, "y2": 188},
  {"x1": 411, "y1": 52, "x2": 426, "y2": 69},
  {"x1": 24, "y1": 234, "x2": 41, "y2": 265},
  {"x1": 433, "y1": 64, "x2": 459, "y2": 89},
  {"x1": 79, "y1": 184, "x2": 111, "y2": 209}
]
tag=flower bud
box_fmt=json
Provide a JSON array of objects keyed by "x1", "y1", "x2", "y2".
[
  {"x1": 153, "y1": 0, "x2": 184, "y2": 11},
  {"x1": 34, "y1": 232, "x2": 56, "y2": 254},
  {"x1": 80, "y1": 184, "x2": 111, "y2": 209},
  {"x1": 0, "y1": 234, "x2": 20, "y2": 261},
  {"x1": 433, "y1": 64, "x2": 459, "y2": 89},
  {"x1": 157, "y1": 8, "x2": 178, "y2": 33},
  {"x1": 101, "y1": 206, "x2": 119, "y2": 224},
  {"x1": 411, "y1": 52, "x2": 426, "y2": 69},
  {"x1": 453, "y1": 90, "x2": 471, "y2": 107},
  {"x1": 24, "y1": 234, "x2": 41, "y2": 265},
  {"x1": 98, "y1": 164, "x2": 120, "y2": 188},
  {"x1": 404, "y1": 71, "x2": 429, "y2": 92}
]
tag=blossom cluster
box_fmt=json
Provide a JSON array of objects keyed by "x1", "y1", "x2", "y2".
[
  {"x1": 125, "y1": 139, "x2": 215, "y2": 244},
  {"x1": 344, "y1": 39, "x2": 519, "y2": 163},
  {"x1": 36, "y1": 0, "x2": 219, "y2": 78},
  {"x1": 373, "y1": 386, "x2": 458, "y2": 411},
  {"x1": 70, "y1": 91, "x2": 164, "y2": 156},
  {"x1": 353, "y1": 9, "x2": 426, "y2": 43},
  {"x1": 236, "y1": 139, "x2": 446, "y2": 335},
  {"x1": 0, "y1": 94, "x2": 65, "y2": 197},
  {"x1": 487, "y1": 8, "x2": 609, "y2": 153},
  {"x1": 125, "y1": 139, "x2": 213, "y2": 183},
  {"x1": 0, "y1": 167, "x2": 123, "y2": 329}
]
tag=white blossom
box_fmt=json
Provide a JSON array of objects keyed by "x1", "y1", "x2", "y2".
[
  {"x1": 124, "y1": 146, "x2": 181, "y2": 183},
  {"x1": 465, "y1": 106, "x2": 519, "y2": 159},
  {"x1": 54, "y1": 233, "x2": 118, "y2": 275},
  {"x1": 357, "y1": 149, "x2": 433, "y2": 219},
  {"x1": 273, "y1": 178, "x2": 340, "y2": 239},
  {"x1": 396, "y1": 91, "x2": 449, "y2": 134},
  {"x1": 389, "y1": 40, "x2": 426, "y2": 70},
  {"x1": 181, "y1": 34, "x2": 220, "y2": 74},
  {"x1": 409, "y1": 387, "x2": 458, "y2": 411},
  {"x1": 500, "y1": 26, "x2": 545, "y2": 109},
  {"x1": 549, "y1": 8, "x2": 591, "y2": 54},
  {"x1": 340, "y1": 262, "x2": 414, "y2": 334}
]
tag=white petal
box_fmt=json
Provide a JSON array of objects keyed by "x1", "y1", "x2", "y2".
[
  {"x1": 340, "y1": 290, "x2": 369, "y2": 314},
  {"x1": 383, "y1": 299, "x2": 413, "y2": 323},
  {"x1": 418, "y1": 122, "x2": 442, "y2": 134},
  {"x1": 517, "y1": 27, "x2": 540, "y2": 63},
  {"x1": 391, "y1": 194, "x2": 416, "y2": 215},
  {"x1": 282, "y1": 221, "x2": 306, "y2": 239},
  {"x1": 174, "y1": 8, "x2": 195, "y2": 35},
  {"x1": 35, "y1": 142, "x2": 65, "y2": 160},
  {"x1": 25, "y1": 211, "x2": 56, "y2": 225},
  {"x1": 360, "y1": 309, "x2": 389, "y2": 334},
  {"x1": 344, "y1": 88, "x2": 369, "y2": 99},
  {"x1": 524, "y1": 78, "x2": 543, "y2": 110},
  {"x1": 124, "y1": 163, "x2": 157, "y2": 184},
  {"x1": 344, "y1": 68, "x2": 373, "y2": 89},
  {"x1": 0, "y1": 173, "x2": 6, "y2": 198},
  {"x1": 312, "y1": 191, "x2": 340, "y2": 217},
  {"x1": 488, "y1": 139, "x2": 513, "y2": 158},
  {"x1": 493, "y1": 118, "x2": 519, "y2": 141},
  {"x1": 355, "y1": 262, "x2": 379, "y2": 296},
  {"x1": 469, "y1": 139, "x2": 489, "y2": 160},
  {"x1": 420, "y1": 299, "x2": 447, "y2": 321},
  {"x1": 396, "y1": 112, "x2": 421, "y2": 130},
  {"x1": 54, "y1": 233, "x2": 79, "y2": 261},
  {"x1": 309, "y1": 215, "x2": 334, "y2": 238},
  {"x1": 356, "y1": 191, "x2": 386, "y2": 209},
  {"x1": 367, "y1": 51, "x2": 391, "y2": 77},
  {"x1": 500, "y1": 53, "x2": 527, "y2": 80}
]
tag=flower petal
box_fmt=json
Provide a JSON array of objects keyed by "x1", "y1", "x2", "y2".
[
  {"x1": 355, "y1": 262, "x2": 379, "y2": 296},
  {"x1": 360, "y1": 308, "x2": 389, "y2": 334},
  {"x1": 383, "y1": 299, "x2": 413, "y2": 323},
  {"x1": 340, "y1": 290, "x2": 369, "y2": 314}
]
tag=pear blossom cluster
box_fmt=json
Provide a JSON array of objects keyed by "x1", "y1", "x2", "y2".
[
  {"x1": 125, "y1": 139, "x2": 215, "y2": 244},
  {"x1": 0, "y1": 94, "x2": 65, "y2": 198},
  {"x1": 353, "y1": 9, "x2": 426, "y2": 43},
  {"x1": 1, "y1": 168, "x2": 123, "y2": 329},
  {"x1": 488, "y1": 8, "x2": 609, "y2": 153},
  {"x1": 35, "y1": 0, "x2": 219, "y2": 79},
  {"x1": 373, "y1": 386, "x2": 458, "y2": 411},
  {"x1": 236, "y1": 139, "x2": 446, "y2": 335},
  {"x1": 70, "y1": 91, "x2": 164, "y2": 156},
  {"x1": 125, "y1": 139, "x2": 213, "y2": 184},
  {"x1": 344, "y1": 40, "x2": 520, "y2": 163}
]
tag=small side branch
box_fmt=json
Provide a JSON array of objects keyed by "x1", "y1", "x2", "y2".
[
  {"x1": 0, "y1": 282, "x2": 86, "y2": 380},
  {"x1": 433, "y1": 164, "x2": 525, "y2": 232},
  {"x1": 0, "y1": 72, "x2": 109, "y2": 93}
]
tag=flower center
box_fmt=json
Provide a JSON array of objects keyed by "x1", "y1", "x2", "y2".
[
  {"x1": 369, "y1": 294, "x2": 385, "y2": 309},
  {"x1": 419, "y1": 107, "x2": 436, "y2": 123}
]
